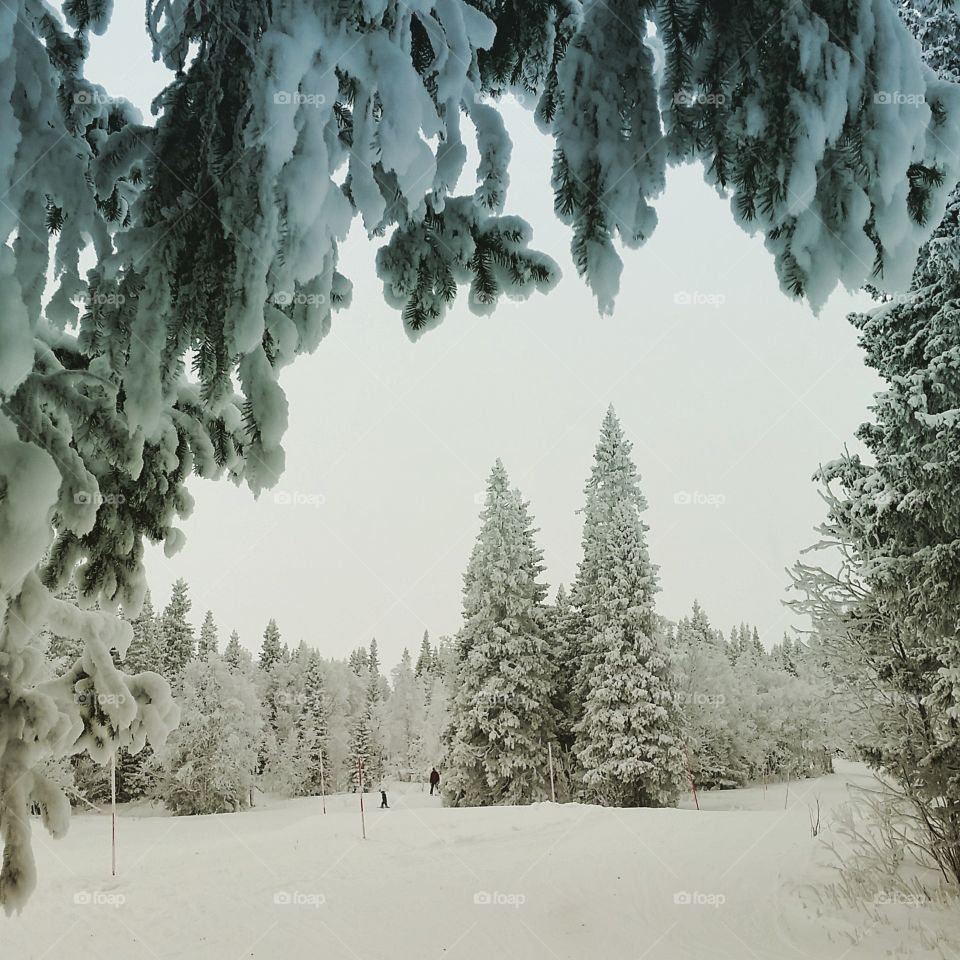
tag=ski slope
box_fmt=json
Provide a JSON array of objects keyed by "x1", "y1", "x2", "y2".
[{"x1": 4, "y1": 761, "x2": 957, "y2": 959}]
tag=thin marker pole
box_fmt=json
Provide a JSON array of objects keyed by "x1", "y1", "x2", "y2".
[
  {"x1": 319, "y1": 748, "x2": 327, "y2": 815},
  {"x1": 683, "y1": 747, "x2": 699, "y2": 811},
  {"x1": 357, "y1": 758, "x2": 366, "y2": 840},
  {"x1": 110, "y1": 752, "x2": 117, "y2": 876},
  {"x1": 547, "y1": 742, "x2": 556, "y2": 803}
]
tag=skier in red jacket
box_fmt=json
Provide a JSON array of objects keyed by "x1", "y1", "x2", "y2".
[{"x1": 429, "y1": 768, "x2": 440, "y2": 795}]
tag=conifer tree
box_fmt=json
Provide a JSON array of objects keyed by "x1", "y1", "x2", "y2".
[
  {"x1": 259, "y1": 619, "x2": 283, "y2": 671},
  {"x1": 444, "y1": 461, "x2": 555, "y2": 806},
  {"x1": 224, "y1": 630, "x2": 243, "y2": 670},
  {"x1": 548, "y1": 584, "x2": 579, "y2": 756},
  {"x1": 675, "y1": 602, "x2": 750, "y2": 789},
  {"x1": 152, "y1": 656, "x2": 264, "y2": 815},
  {"x1": 348, "y1": 706, "x2": 374, "y2": 794},
  {"x1": 386, "y1": 649, "x2": 424, "y2": 779},
  {"x1": 125, "y1": 589, "x2": 163, "y2": 674},
  {"x1": 571, "y1": 408, "x2": 684, "y2": 807},
  {"x1": 296, "y1": 652, "x2": 331, "y2": 796},
  {"x1": 159, "y1": 579, "x2": 195, "y2": 678},
  {"x1": 112, "y1": 589, "x2": 167, "y2": 800},
  {"x1": 348, "y1": 646, "x2": 369, "y2": 676},
  {"x1": 415, "y1": 630, "x2": 435, "y2": 678},
  {"x1": 362, "y1": 645, "x2": 386, "y2": 786},
  {"x1": 197, "y1": 611, "x2": 219, "y2": 658}
]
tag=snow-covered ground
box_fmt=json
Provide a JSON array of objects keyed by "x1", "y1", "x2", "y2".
[{"x1": 4, "y1": 761, "x2": 957, "y2": 959}]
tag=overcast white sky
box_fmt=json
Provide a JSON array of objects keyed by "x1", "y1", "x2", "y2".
[{"x1": 86, "y1": 9, "x2": 881, "y2": 664}]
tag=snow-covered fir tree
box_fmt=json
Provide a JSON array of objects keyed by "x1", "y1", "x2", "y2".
[
  {"x1": 197, "y1": 611, "x2": 219, "y2": 658},
  {"x1": 159, "y1": 579, "x2": 196, "y2": 679},
  {"x1": 152, "y1": 655, "x2": 263, "y2": 816},
  {"x1": 789, "y1": 0, "x2": 960, "y2": 884},
  {"x1": 223, "y1": 631, "x2": 244, "y2": 669},
  {"x1": 385, "y1": 649, "x2": 425, "y2": 780},
  {"x1": 419, "y1": 672, "x2": 451, "y2": 776},
  {"x1": 674, "y1": 602, "x2": 750, "y2": 789},
  {"x1": 348, "y1": 705, "x2": 375, "y2": 794},
  {"x1": 295, "y1": 651, "x2": 331, "y2": 797},
  {"x1": 259, "y1": 619, "x2": 283, "y2": 672},
  {"x1": 571, "y1": 408, "x2": 684, "y2": 807},
  {"x1": 124, "y1": 590, "x2": 163, "y2": 674},
  {"x1": 547, "y1": 583, "x2": 579, "y2": 756},
  {"x1": 348, "y1": 646, "x2": 370, "y2": 676},
  {"x1": 444, "y1": 461, "x2": 556, "y2": 806},
  {"x1": 415, "y1": 630, "x2": 436, "y2": 678},
  {"x1": 361, "y1": 644, "x2": 386, "y2": 787}
]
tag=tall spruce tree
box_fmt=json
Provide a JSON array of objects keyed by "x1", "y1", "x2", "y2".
[
  {"x1": 348, "y1": 646, "x2": 369, "y2": 676},
  {"x1": 348, "y1": 705, "x2": 374, "y2": 793},
  {"x1": 571, "y1": 408, "x2": 684, "y2": 807},
  {"x1": 363, "y1": 643, "x2": 386, "y2": 786},
  {"x1": 548, "y1": 584, "x2": 579, "y2": 756},
  {"x1": 113, "y1": 590, "x2": 166, "y2": 801},
  {"x1": 197, "y1": 611, "x2": 219, "y2": 658},
  {"x1": 386, "y1": 649, "x2": 425, "y2": 779},
  {"x1": 259, "y1": 619, "x2": 283, "y2": 671},
  {"x1": 159, "y1": 579, "x2": 195, "y2": 678},
  {"x1": 444, "y1": 461, "x2": 555, "y2": 806},
  {"x1": 296, "y1": 652, "x2": 331, "y2": 796},
  {"x1": 675, "y1": 602, "x2": 750, "y2": 789},
  {"x1": 415, "y1": 630, "x2": 434, "y2": 678},
  {"x1": 224, "y1": 631, "x2": 243, "y2": 669},
  {"x1": 125, "y1": 589, "x2": 162, "y2": 674}
]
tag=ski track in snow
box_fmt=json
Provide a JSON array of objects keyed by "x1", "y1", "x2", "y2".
[{"x1": 4, "y1": 761, "x2": 958, "y2": 959}]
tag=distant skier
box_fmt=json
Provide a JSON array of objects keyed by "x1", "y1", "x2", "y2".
[
  {"x1": 429, "y1": 768, "x2": 440, "y2": 795},
  {"x1": 380, "y1": 789, "x2": 389, "y2": 809}
]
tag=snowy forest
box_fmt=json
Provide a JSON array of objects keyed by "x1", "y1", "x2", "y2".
[
  {"x1": 41, "y1": 409, "x2": 838, "y2": 818},
  {"x1": 5, "y1": 0, "x2": 960, "y2": 956}
]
